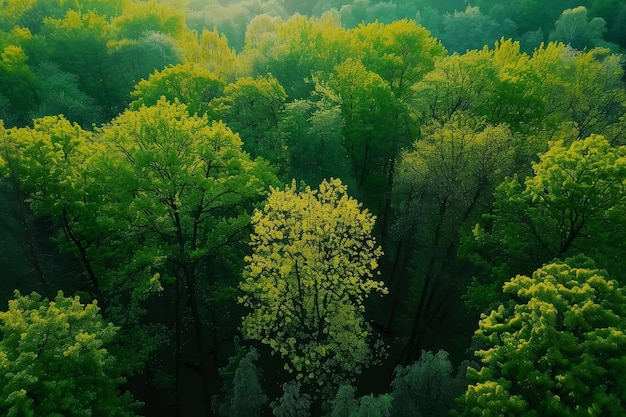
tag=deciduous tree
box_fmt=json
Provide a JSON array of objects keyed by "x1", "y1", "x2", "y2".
[
  {"x1": 0, "y1": 291, "x2": 140, "y2": 417},
  {"x1": 239, "y1": 179, "x2": 387, "y2": 391},
  {"x1": 459, "y1": 257, "x2": 626, "y2": 416},
  {"x1": 467, "y1": 134, "x2": 626, "y2": 310}
]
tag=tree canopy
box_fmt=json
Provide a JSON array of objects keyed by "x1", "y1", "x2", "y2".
[
  {"x1": 239, "y1": 179, "x2": 387, "y2": 391},
  {"x1": 460, "y1": 257, "x2": 626, "y2": 416}
]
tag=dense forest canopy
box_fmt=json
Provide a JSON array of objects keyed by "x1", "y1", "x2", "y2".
[{"x1": 1, "y1": 0, "x2": 626, "y2": 416}]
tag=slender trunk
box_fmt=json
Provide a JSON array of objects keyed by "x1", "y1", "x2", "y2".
[
  {"x1": 172, "y1": 205, "x2": 211, "y2": 416},
  {"x1": 404, "y1": 197, "x2": 448, "y2": 364},
  {"x1": 385, "y1": 239, "x2": 407, "y2": 330},
  {"x1": 174, "y1": 272, "x2": 182, "y2": 417},
  {"x1": 182, "y1": 268, "x2": 211, "y2": 416},
  {"x1": 379, "y1": 156, "x2": 396, "y2": 249},
  {"x1": 61, "y1": 210, "x2": 100, "y2": 295},
  {"x1": 9, "y1": 179, "x2": 51, "y2": 296}
]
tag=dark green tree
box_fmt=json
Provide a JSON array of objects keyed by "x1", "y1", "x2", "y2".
[
  {"x1": 391, "y1": 350, "x2": 465, "y2": 417},
  {"x1": 217, "y1": 346, "x2": 268, "y2": 417},
  {"x1": 271, "y1": 381, "x2": 312, "y2": 417}
]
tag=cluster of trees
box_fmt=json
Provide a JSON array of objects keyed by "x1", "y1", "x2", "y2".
[{"x1": 1, "y1": 0, "x2": 626, "y2": 416}]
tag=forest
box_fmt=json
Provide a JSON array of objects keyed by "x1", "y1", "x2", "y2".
[{"x1": 1, "y1": 0, "x2": 626, "y2": 416}]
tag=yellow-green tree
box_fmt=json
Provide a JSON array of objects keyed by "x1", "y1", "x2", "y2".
[
  {"x1": 129, "y1": 62, "x2": 225, "y2": 116},
  {"x1": 239, "y1": 179, "x2": 387, "y2": 390}
]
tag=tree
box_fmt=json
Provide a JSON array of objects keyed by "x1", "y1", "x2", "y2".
[
  {"x1": 239, "y1": 179, "x2": 387, "y2": 391},
  {"x1": 0, "y1": 44, "x2": 39, "y2": 126},
  {"x1": 438, "y1": 6, "x2": 517, "y2": 54},
  {"x1": 30, "y1": 62, "x2": 103, "y2": 127},
  {"x1": 0, "y1": 290, "x2": 140, "y2": 417},
  {"x1": 549, "y1": 6, "x2": 612, "y2": 51},
  {"x1": 130, "y1": 63, "x2": 225, "y2": 117},
  {"x1": 392, "y1": 115, "x2": 515, "y2": 360},
  {"x1": 280, "y1": 98, "x2": 355, "y2": 189},
  {"x1": 111, "y1": 0, "x2": 187, "y2": 40},
  {"x1": 179, "y1": 28, "x2": 238, "y2": 74},
  {"x1": 329, "y1": 384, "x2": 392, "y2": 417},
  {"x1": 240, "y1": 12, "x2": 357, "y2": 99},
  {"x1": 352, "y1": 19, "x2": 445, "y2": 102},
  {"x1": 0, "y1": 115, "x2": 101, "y2": 294},
  {"x1": 210, "y1": 74, "x2": 288, "y2": 167},
  {"x1": 271, "y1": 380, "x2": 312, "y2": 417},
  {"x1": 459, "y1": 257, "x2": 626, "y2": 416},
  {"x1": 40, "y1": 10, "x2": 120, "y2": 117},
  {"x1": 217, "y1": 346, "x2": 268, "y2": 417},
  {"x1": 98, "y1": 97, "x2": 279, "y2": 413},
  {"x1": 467, "y1": 134, "x2": 626, "y2": 310},
  {"x1": 319, "y1": 57, "x2": 405, "y2": 222},
  {"x1": 412, "y1": 39, "x2": 547, "y2": 135},
  {"x1": 390, "y1": 350, "x2": 465, "y2": 417}
]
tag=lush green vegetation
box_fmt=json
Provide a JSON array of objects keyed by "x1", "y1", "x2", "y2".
[{"x1": 1, "y1": 0, "x2": 625, "y2": 416}]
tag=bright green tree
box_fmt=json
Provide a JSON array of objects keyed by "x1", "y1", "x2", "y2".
[
  {"x1": 98, "y1": 97, "x2": 278, "y2": 413},
  {"x1": 459, "y1": 257, "x2": 626, "y2": 416},
  {"x1": 179, "y1": 28, "x2": 238, "y2": 74},
  {"x1": 239, "y1": 179, "x2": 387, "y2": 390},
  {"x1": 412, "y1": 38, "x2": 546, "y2": 135},
  {"x1": 0, "y1": 291, "x2": 140, "y2": 417},
  {"x1": 240, "y1": 12, "x2": 357, "y2": 99},
  {"x1": 468, "y1": 134, "x2": 626, "y2": 307},
  {"x1": 352, "y1": 19, "x2": 445, "y2": 102},
  {"x1": 0, "y1": 115, "x2": 103, "y2": 294}
]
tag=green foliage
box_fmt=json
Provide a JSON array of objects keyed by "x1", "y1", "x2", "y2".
[
  {"x1": 130, "y1": 63, "x2": 225, "y2": 116},
  {"x1": 271, "y1": 380, "x2": 312, "y2": 417},
  {"x1": 468, "y1": 134, "x2": 626, "y2": 305},
  {"x1": 280, "y1": 99, "x2": 355, "y2": 188},
  {"x1": 179, "y1": 28, "x2": 238, "y2": 74},
  {"x1": 549, "y1": 6, "x2": 613, "y2": 51},
  {"x1": 239, "y1": 179, "x2": 387, "y2": 391},
  {"x1": 459, "y1": 257, "x2": 626, "y2": 416},
  {"x1": 0, "y1": 290, "x2": 140, "y2": 417},
  {"x1": 240, "y1": 13, "x2": 357, "y2": 99},
  {"x1": 413, "y1": 38, "x2": 546, "y2": 134},
  {"x1": 30, "y1": 62, "x2": 103, "y2": 126},
  {"x1": 329, "y1": 384, "x2": 392, "y2": 417},
  {"x1": 186, "y1": 0, "x2": 287, "y2": 51},
  {"x1": 391, "y1": 350, "x2": 465, "y2": 417},
  {"x1": 211, "y1": 74, "x2": 288, "y2": 166},
  {"x1": 111, "y1": 0, "x2": 187, "y2": 40},
  {"x1": 320, "y1": 57, "x2": 404, "y2": 193},
  {"x1": 218, "y1": 346, "x2": 268, "y2": 417},
  {"x1": 0, "y1": 44, "x2": 39, "y2": 125},
  {"x1": 353, "y1": 19, "x2": 445, "y2": 102},
  {"x1": 97, "y1": 97, "x2": 278, "y2": 297},
  {"x1": 437, "y1": 6, "x2": 518, "y2": 54}
]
